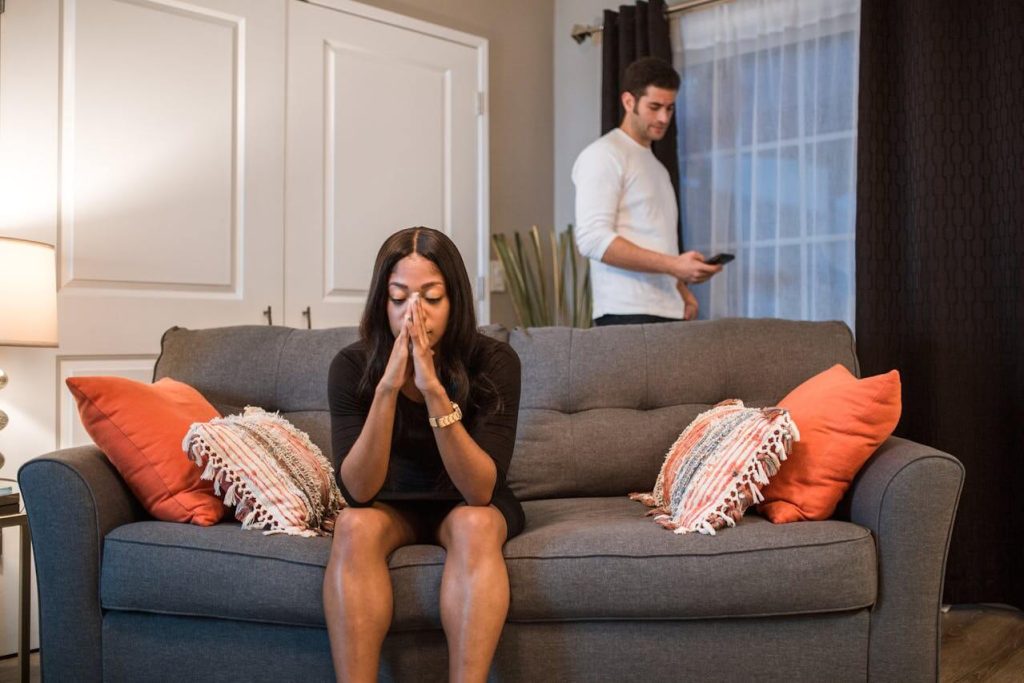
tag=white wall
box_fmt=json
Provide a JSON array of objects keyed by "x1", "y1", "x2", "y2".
[
  {"x1": 0, "y1": 0, "x2": 59, "y2": 655},
  {"x1": 553, "y1": 0, "x2": 607, "y2": 233}
]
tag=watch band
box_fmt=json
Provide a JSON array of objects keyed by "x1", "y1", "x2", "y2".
[{"x1": 428, "y1": 402, "x2": 462, "y2": 429}]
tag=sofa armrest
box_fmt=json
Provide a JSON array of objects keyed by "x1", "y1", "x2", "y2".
[
  {"x1": 18, "y1": 446, "x2": 143, "y2": 683},
  {"x1": 842, "y1": 436, "x2": 964, "y2": 682}
]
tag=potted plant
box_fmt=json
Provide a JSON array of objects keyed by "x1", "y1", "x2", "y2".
[{"x1": 491, "y1": 225, "x2": 591, "y2": 328}]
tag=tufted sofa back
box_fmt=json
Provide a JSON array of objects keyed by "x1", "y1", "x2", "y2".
[
  {"x1": 505, "y1": 319, "x2": 857, "y2": 500},
  {"x1": 154, "y1": 319, "x2": 858, "y2": 501}
]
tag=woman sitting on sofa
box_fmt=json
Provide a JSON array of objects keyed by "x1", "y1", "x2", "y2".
[{"x1": 323, "y1": 227, "x2": 524, "y2": 682}]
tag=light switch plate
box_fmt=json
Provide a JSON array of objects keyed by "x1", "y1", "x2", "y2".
[{"x1": 489, "y1": 260, "x2": 506, "y2": 293}]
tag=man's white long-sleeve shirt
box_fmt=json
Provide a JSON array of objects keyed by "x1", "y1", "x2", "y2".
[{"x1": 572, "y1": 128, "x2": 682, "y2": 320}]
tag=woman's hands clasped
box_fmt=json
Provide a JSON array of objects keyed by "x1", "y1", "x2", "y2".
[
  {"x1": 406, "y1": 294, "x2": 443, "y2": 395},
  {"x1": 377, "y1": 295, "x2": 443, "y2": 397}
]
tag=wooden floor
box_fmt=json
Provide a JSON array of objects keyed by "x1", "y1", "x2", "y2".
[
  {"x1": 0, "y1": 604, "x2": 1020, "y2": 681},
  {"x1": 941, "y1": 605, "x2": 1024, "y2": 682}
]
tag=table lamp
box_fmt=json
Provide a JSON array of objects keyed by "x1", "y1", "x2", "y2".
[{"x1": 0, "y1": 237, "x2": 60, "y2": 471}]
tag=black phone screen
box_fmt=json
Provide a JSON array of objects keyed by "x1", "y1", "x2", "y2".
[{"x1": 704, "y1": 253, "x2": 735, "y2": 266}]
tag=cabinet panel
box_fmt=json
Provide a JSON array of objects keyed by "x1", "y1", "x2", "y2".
[
  {"x1": 64, "y1": 0, "x2": 235, "y2": 287},
  {"x1": 327, "y1": 46, "x2": 445, "y2": 295},
  {"x1": 285, "y1": 0, "x2": 489, "y2": 328},
  {"x1": 58, "y1": 0, "x2": 285, "y2": 354}
]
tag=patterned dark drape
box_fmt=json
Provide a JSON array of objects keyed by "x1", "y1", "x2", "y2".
[
  {"x1": 601, "y1": 0, "x2": 681, "y2": 246},
  {"x1": 856, "y1": 0, "x2": 1024, "y2": 607}
]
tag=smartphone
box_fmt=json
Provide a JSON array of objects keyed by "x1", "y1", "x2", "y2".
[{"x1": 704, "y1": 253, "x2": 735, "y2": 266}]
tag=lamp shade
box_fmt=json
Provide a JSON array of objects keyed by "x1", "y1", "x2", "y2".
[{"x1": 0, "y1": 237, "x2": 59, "y2": 347}]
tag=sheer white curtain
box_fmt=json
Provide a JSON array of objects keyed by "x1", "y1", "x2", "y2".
[{"x1": 673, "y1": 0, "x2": 861, "y2": 329}]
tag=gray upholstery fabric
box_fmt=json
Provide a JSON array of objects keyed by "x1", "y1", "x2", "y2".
[
  {"x1": 844, "y1": 436, "x2": 965, "y2": 682},
  {"x1": 101, "y1": 523, "x2": 333, "y2": 628},
  {"x1": 102, "y1": 612, "x2": 335, "y2": 683},
  {"x1": 508, "y1": 319, "x2": 858, "y2": 500},
  {"x1": 491, "y1": 613, "x2": 870, "y2": 683},
  {"x1": 18, "y1": 447, "x2": 144, "y2": 683},
  {"x1": 154, "y1": 324, "x2": 507, "y2": 465},
  {"x1": 18, "y1": 319, "x2": 963, "y2": 681},
  {"x1": 511, "y1": 319, "x2": 857, "y2": 413},
  {"x1": 102, "y1": 610, "x2": 869, "y2": 683},
  {"x1": 155, "y1": 319, "x2": 857, "y2": 493},
  {"x1": 505, "y1": 498, "x2": 875, "y2": 621},
  {"x1": 154, "y1": 325, "x2": 359, "y2": 462},
  {"x1": 101, "y1": 497, "x2": 874, "y2": 629}
]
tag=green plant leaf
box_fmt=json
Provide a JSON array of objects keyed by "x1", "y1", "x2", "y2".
[
  {"x1": 493, "y1": 224, "x2": 592, "y2": 329},
  {"x1": 529, "y1": 225, "x2": 549, "y2": 324},
  {"x1": 491, "y1": 236, "x2": 526, "y2": 326}
]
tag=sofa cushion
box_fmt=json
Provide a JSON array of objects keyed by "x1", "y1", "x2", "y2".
[
  {"x1": 184, "y1": 407, "x2": 344, "y2": 536},
  {"x1": 760, "y1": 364, "x2": 902, "y2": 523},
  {"x1": 154, "y1": 326, "x2": 360, "y2": 463},
  {"x1": 101, "y1": 497, "x2": 875, "y2": 630},
  {"x1": 154, "y1": 324, "x2": 509, "y2": 467},
  {"x1": 505, "y1": 497, "x2": 875, "y2": 621},
  {"x1": 153, "y1": 321, "x2": 856, "y2": 498},
  {"x1": 66, "y1": 376, "x2": 226, "y2": 525},
  {"x1": 508, "y1": 319, "x2": 859, "y2": 500},
  {"x1": 630, "y1": 400, "x2": 799, "y2": 534}
]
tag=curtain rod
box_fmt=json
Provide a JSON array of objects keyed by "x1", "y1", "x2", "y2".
[{"x1": 571, "y1": 0, "x2": 729, "y2": 44}]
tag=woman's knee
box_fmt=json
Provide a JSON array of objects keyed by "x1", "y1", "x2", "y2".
[
  {"x1": 330, "y1": 507, "x2": 394, "y2": 560},
  {"x1": 441, "y1": 505, "x2": 507, "y2": 552}
]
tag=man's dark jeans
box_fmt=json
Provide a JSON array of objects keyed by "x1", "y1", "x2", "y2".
[{"x1": 593, "y1": 314, "x2": 682, "y2": 326}]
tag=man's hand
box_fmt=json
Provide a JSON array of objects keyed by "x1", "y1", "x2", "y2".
[
  {"x1": 678, "y1": 282, "x2": 699, "y2": 320},
  {"x1": 598, "y1": 238, "x2": 723, "y2": 284},
  {"x1": 668, "y1": 251, "x2": 722, "y2": 284}
]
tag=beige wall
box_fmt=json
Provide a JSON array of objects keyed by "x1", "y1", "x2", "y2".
[{"x1": 358, "y1": 0, "x2": 556, "y2": 328}]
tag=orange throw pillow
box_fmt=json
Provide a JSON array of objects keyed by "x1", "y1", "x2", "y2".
[
  {"x1": 67, "y1": 376, "x2": 227, "y2": 525},
  {"x1": 759, "y1": 364, "x2": 901, "y2": 523}
]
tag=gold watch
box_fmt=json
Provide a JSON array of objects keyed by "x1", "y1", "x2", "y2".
[{"x1": 428, "y1": 402, "x2": 462, "y2": 429}]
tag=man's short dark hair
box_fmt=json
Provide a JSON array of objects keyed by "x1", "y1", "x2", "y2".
[{"x1": 622, "y1": 57, "x2": 680, "y2": 100}]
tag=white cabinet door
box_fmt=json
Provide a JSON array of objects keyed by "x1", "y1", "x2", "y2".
[
  {"x1": 285, "y1": 0, "x2": 490, "y2": 328},
  {"x1": 57, "y1": 0, "x2": 286, "y2": 355}
]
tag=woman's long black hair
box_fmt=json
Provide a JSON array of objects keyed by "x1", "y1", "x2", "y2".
[{"x1": 358, "y1": 227, "x2": 500, "y2": 418}]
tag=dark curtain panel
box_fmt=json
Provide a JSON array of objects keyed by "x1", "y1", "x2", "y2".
[
  {"x1": 856, "y1": 0, "x2": 1024, "y2": 606},
  {"x1": 601, "y1": 0, "x2": 681, "y2": 247}
]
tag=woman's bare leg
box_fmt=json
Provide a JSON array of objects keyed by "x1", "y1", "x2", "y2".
[
  {"x1": 436, "y1": 505, "x2": 509, "y2": 683},
  {"x1": 323, "y1": 504, "x2": 417, "y2": 683}
]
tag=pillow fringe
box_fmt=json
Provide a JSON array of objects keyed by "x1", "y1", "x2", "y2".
[
  {"x1": 184, "y1": 407, "x2": 345, "y2": 537},
  {"x1": 630, "y1": 401, "x2": 799, "y2": 535}
]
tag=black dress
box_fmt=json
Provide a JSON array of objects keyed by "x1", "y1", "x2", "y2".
[{"x1": 327, "y1": 333, "x2": 525, "y2": 539}]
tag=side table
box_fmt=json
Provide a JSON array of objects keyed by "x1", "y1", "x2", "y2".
[{"x1": 0, "y1": 510, "x2": 30, "y2": 683}]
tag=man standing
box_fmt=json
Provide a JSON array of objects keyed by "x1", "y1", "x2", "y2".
[{"x1": 573, "y1": 57, "x2": 721, "y2": 326}]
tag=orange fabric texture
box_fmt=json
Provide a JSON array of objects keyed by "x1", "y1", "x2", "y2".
[
  {"x1": 759, "y1": 364, "x2": 902, "y2": 523},
  {"x1": 67, "y1": 376, "x2": 227, "y2": 525}
]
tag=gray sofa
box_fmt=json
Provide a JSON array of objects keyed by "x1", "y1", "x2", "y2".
[{"x1": 20, "y1": 319, "x2": 963, "y2": 682}]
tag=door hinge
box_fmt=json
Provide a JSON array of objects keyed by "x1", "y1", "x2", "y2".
[
  {"x1": 477, "y1": 275, "x2": 486, "y2": 301},
  {"x1": 476, "y1": 91, "x2": 486, "y2": 116}
]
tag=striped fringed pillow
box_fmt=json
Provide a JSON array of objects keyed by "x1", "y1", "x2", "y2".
[
  {"x1": 630, "y1": 400, "x2": 799, "y2": 535},
  {"x1": 184, "y1": 407, "x2": 345, "y2": 537}
]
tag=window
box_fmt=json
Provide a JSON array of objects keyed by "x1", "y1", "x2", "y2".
[{"x1": 674, "y1": 0, "x2": 861, "y2": 329}]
